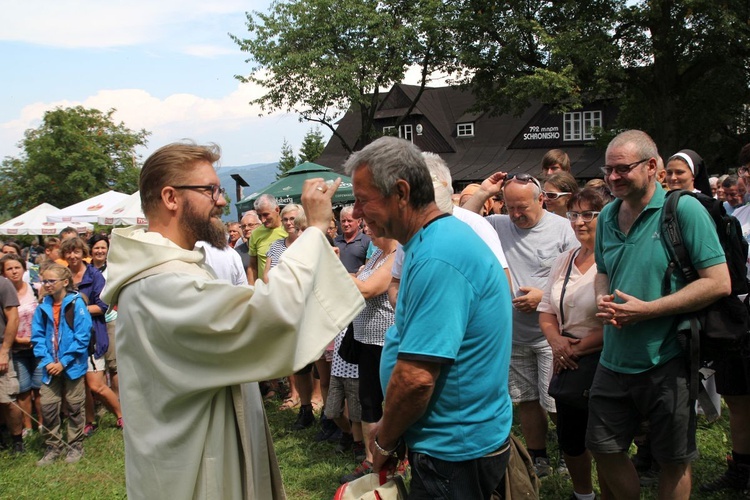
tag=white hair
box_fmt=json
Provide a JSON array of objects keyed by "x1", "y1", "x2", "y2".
[{"x1": 422, "y1": 152, "x2": 454, "y2": 214}]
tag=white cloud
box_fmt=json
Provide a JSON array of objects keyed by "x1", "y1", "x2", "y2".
[
  {"x1": 0, "y1": 0, "x2": 259, "y2": 50},
  {"x1": 0, "y1": 79, "x2": 319, "y2": 165}
]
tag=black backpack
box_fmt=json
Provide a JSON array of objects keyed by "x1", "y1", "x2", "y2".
[{"x1": 660, "y1": 190, "x2": 750, "y2": 411}]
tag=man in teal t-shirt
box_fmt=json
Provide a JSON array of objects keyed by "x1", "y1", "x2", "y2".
[
  {"x1": 590, "y1": 130, "x2": 730, "y2": 499},
  {"x1": 345, "y1": 137, "x2": 513, "y2": 499}
]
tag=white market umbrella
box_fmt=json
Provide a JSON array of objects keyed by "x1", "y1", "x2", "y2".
[
  {"x1": 97, "y1": 191, "x2": 147, "y2": 226},
  {"x1": 46, "y1": 190, "x2": 129, "y2": 223},
  {"x1": 0, "y1": 203, "x2": 90, "y2": 235},
  {"x1": 25, "y1": 220, "x2": 93, "y2": 236}
]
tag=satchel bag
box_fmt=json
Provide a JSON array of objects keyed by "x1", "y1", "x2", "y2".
[
  {"x1": 333, "y1": 469, "x2": 408, "y2": 500},
  {"x1": 547, "y1": 250, "x2": 600, "y2": 410},
  {"x1": 338, "y1": 323, "x2": 359, "y2": 364}
]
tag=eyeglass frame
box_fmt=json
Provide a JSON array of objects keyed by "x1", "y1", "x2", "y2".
[
  {"x1": 41, "y1": 279, "x2": 64, "y2": 285},
  {"x1": 600, "y1": 158, "x2": 651, "y2": 177},
  {"x1": 566, "y1": 211, "x2": 601, "y2": 222},
  {"x1": 173, "y1": 184, "x2": 226, "y2": 202},
  {"x1": 505, "y1": 173, "x2": 542, "y2": 190},
  {"x1": 543, "y1": 191, "x2": 572, "y2": 200},
  {"x1": 240, "y1": 222, "x2": 261, "y2": 229}
]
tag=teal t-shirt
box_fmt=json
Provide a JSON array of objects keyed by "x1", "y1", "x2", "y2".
[
  {"x1": 379, "y1": 215, "x2": 513, "y2": 461},
  {"x1": 595, "y1": 184, "x2": 726, "y2": 374}
]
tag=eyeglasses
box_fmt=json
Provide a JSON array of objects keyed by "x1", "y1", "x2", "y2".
[
  {"x1": 739, "y1": 165, "x2": 750, "y2": 175},
  {"x1": 173, "y1": 184, "x2": 226, "y2": 202},
  {"x1": 240, "y1": 223, "x2": 260, "y2": 229},
  {"x1": 505, "y1": 173, "x2": 542, "y2": 190},
  {"x1": 41, "y1": 279, "x2": 62, "y2": 285},
  {"x1": 600, "y1": 158, "x2": 650, "y2": 177},
  {"x1": 566, "y1": 211, "x2": 601, "y2": 222},
  {"x1": 543, "y1": 191, "x2": 571, "y2": 200}
]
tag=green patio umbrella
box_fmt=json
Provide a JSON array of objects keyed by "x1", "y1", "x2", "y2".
[{"x1": 236, "y1": 162, "x2": 354, "y2": 213}]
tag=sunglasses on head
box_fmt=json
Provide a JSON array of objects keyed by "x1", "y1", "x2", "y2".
[{"x1": 505, "y1": 173, "x2": 542, "y2": 190}]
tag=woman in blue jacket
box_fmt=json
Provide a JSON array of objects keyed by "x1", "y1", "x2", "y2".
[
  {"x1": 32, "y1": 264, "x2": 91, "y2": 466},
  {"x1": 60, "y1": 237, "x2": 122, "y2": 436}
]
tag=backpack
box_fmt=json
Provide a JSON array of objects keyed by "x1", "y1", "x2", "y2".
[
  {"x1": 491, "y1": 434, "x2": 540, "y2": 499},
  {"x1": 61, "y1": 294, "x2": 96, "y2": 356},
  {"x1": 660, "y1": 190, "x2": 750, "y2": 413}
]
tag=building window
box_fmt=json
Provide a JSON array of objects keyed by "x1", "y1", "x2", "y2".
[
  {"x1": 457, "y1": 123, "x2": 475, "y2": 137},
  {"x1": 382, "y1": 125, "x2": 413, "y2": 142},
  {"x1": 400, "y1": 125, "x2": 413, "y2": 142},
  {"x1": 563, "y1": 110, "x2": 602, "y2": 141}
]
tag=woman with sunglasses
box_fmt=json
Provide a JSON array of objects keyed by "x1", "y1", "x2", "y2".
[
  {"x1": 543, "y1": 171, "x2": 580, "y2": 218},
  {"x1": 538, "y1": 187, "x2": 609, "y2": 500}
]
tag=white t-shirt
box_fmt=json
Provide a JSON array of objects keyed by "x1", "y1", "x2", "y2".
[
  {"x1": 195, "y1": 241, "x2": 249, "y2": 286},
  {"x1": 392, "y1": 207, "x2": 509, "y2": 278}
]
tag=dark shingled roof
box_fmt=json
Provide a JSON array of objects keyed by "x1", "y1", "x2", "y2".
[{"x1": 317, "y1": 84, "x2": 611, "y2": 184}]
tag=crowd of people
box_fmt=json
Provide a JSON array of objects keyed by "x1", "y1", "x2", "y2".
[
  {"x1": 0, "y1": 228, "x2": 122, "y2": 465},
  {"x1": 1, "y1": 133, "x2": 750, "y2": 500}
]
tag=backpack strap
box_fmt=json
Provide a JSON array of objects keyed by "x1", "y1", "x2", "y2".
[{"x1": 660, "y1": 190, "x2": 698, "y2": 297}]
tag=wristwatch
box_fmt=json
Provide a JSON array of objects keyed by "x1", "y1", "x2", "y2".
[{"x1": 374, "y1": 435, "x2": 400, "y2": 457}]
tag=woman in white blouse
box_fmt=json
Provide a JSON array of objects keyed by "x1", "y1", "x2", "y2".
[{"x1": 538, "y1": 187, "x2": 608, "y2": 500}]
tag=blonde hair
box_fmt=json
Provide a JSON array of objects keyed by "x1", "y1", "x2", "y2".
[{"x1": 43, "y1": 264, "x2": 76, "y2": 293}]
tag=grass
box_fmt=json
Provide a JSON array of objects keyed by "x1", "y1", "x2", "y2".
[{"x1": 0, "y1": 400, "x2": 744, "y2": 499}]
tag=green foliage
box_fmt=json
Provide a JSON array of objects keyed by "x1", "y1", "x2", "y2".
[
  {"x1": 298, "y1": 127, "x2": 326, "y2": 164},
  {"x1": 453, "y1": 0, "x2": 750, "y2": 167},
  {"x1": 0, "y1": 106, "x2": 149, "y2": 216},
  {"x1": 231, "y1": 0, "x2": 454, "y2": 152},
  {"x1": 278, "y1": 139, "x2": 297, "y2": 179}
]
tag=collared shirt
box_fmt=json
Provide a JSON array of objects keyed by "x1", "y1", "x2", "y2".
[
  {"x1": 595, "y1": 183, "x2": 725, "y2": 374},
  {"x1": 334, "y1": 231, "x2": 371, "y2": 273}
]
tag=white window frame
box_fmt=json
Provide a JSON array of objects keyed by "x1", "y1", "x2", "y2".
[
  {"x1": 382, "y1": 126, "x2": 395, "y2": 135},
  {"x1": 399, "y1": 124, "x2": 413, "y2": 142},
  {"x1": 457, "y1": 123, "x2": 475, "y2": 137},
  {"x1": 563, "y1": 110, "x2": 602, "y2": 141}
]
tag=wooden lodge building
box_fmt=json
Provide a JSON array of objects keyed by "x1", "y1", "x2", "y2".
[{"x1": 316, "y1": 84, "x2": 617, "y2": 190}]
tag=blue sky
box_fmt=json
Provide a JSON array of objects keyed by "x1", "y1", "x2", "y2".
[{"x1": 0, "y1": 0, "x2": 325, "y2": 167}]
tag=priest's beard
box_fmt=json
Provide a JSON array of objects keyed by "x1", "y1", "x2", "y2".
[{"x1": 182, "y1": 199, "x2": 227, "y2": 249}]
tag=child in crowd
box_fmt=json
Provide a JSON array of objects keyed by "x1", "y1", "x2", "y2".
[
  {"x1": 31, "y1": 264, "x2": 91, "y2": 466},
  {"x1": 326, "y1": 327, "x2": 366, "y2": 480}
]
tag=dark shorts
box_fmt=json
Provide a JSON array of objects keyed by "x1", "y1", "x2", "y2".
[
  {"x1": 585, "y1": 356, "x2": 697, "y2": 464},
  {"x1": 294, "y1": 363, "x2": 314, "y2": 376},
  {"x1": 408, "y1": 443, "x2": 510, "y2": 500},
  {"x1": 356, "y1": 340, "x2": 383, "y2": 423},
  {"x1": 555, "y1": 400, "x2": 589, "y2": 457},
  {"x1": 714, "y1": 356, "x2": 750, "y2": 396}
]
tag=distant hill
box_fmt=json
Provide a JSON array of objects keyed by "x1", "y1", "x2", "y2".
[{"x1": 218, "y1": 163, "x2": 280, "y2": 221}]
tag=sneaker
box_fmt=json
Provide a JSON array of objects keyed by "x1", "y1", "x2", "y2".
[
  {"x1": 556, "y1": 456, "x2": 570, "y2": 478},
  {"x1": 533, "y1": 456, "x2": 551, "y2": 478},
  {"x1": 12, "y1": 440, "x2": 25, "y2": 455},
  {"x1": 292, "y1": 405, "x2": 315, "y2": 430},
  {"x1": 352, "y1": 441, "x2": 366, "y2": 463},
  {"x1": 700, "y1": 455, "x2": 750, "y2": 492},
  {"x1": 313, "y1": 417, "x2": 337, "y2": 442},
  {"x1": 638, "y1": 465, "x2": 660, "y2": 487},
  {"x1": 36, "y1": 447, "x2": 62, "y2": 467},
  {"x1": 116, "y1": 417, "x2": 124, "y2": 429},
  {"x1": 335, "y1": 432, "x2": 354, "y2": 454},
  {"x1": 326, "y1": 427, "x2": 343, "y2": 443},
  {"x1": 340, "y1": 460, "x2": 373, "y2": 484},
  {"x1": 83, "y1": 423, "x2": 98, "y2": 438},
  {"x1": 65, "y1": 446, "x2": 84, "y2": 464}
]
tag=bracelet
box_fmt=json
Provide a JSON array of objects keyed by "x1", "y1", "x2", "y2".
[{"x1": 374, "y1": 435, "x2": 400, "y2": 457}]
